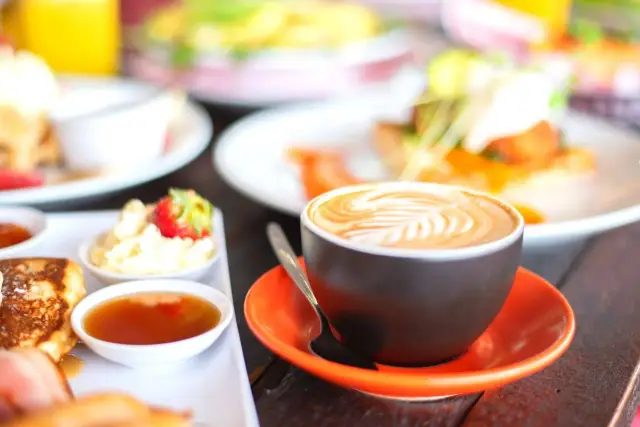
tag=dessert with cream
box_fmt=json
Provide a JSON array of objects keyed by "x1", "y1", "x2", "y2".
[
  {"x1": 0, "y1": 47, "x2": 61, "y2": 174},
  {"x1": 90, "y1": 189, "x2": 216, "y2": 275}
]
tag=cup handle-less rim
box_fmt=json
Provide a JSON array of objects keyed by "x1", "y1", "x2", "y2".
[{"x1": 300, "y1": 182, "x2": 524, "y2": 260}]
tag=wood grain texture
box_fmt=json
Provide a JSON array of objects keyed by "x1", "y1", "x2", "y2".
[
  {"x1": 461, "y1": 222, "x2": 640, "y2": 427},
  {"x1": 255, "y1": 363, "x2": 479, "y2": 427},
  {"x1": 521, "y1": 240, "x2": 590, "y2": 284}
]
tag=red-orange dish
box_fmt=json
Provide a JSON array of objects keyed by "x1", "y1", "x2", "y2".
[
  {"x1": 0, "y1": 223, "x2": 32, "y2": 248},
  {"x1": 245, "y1": 258, "x2": 575, "y2": 400}
]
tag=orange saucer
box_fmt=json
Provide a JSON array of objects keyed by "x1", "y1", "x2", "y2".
[{"x1": 245, "y1": 259, "x2": 576, "y2": 400}]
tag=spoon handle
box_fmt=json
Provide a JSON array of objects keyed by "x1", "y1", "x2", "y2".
[{"x1": 266, "y1": 223, "x2": 319, "y2": 308}]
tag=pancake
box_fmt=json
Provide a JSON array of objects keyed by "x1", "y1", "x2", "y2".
[{"x1": 0, "y1": 258, "x2": 86, "y2": 362}]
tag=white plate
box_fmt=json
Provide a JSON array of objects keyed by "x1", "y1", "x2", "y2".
[
  {"x1": 214, "y1": 95, "x2": 640, "y2": 250},
  {"x1": 355, "y1": 0, "x2": 442, "y2": 23},
  {"x1": 18, "y1": 209, "x2": 259, "y2": 427},
  {"x1": 0, "y1": 79, "x2": 212, "y2": 206},
  {"x1": 126, "y1": 30, "x2": 414, "y2": 108}
]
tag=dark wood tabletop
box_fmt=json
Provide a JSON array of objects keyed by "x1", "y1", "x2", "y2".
[{"x1": 58, "y1": 103, "x2": 640, "y2": 427}]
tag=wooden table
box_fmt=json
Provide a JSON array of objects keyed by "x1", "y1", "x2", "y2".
[{"x1": 63, "y1": 104, "x2": 640, "y2": 427}]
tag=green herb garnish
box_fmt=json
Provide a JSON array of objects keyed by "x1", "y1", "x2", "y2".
[
  {"x1": 184, "y1": 0, "x2": 262, "y2": 25},
  {"x1": 550, "y1": 75, "x2": 576, "y2": 111},
  {"x1": 383, "y1": 19, "x2": 406, "y2": 32},
  {"x1": 569, "y1": 19, "x2": 605, "y2": 45},
  {"x1": 171, "y1": 41, "x2": 197, "y2": 68},
  {"x1": 482, "y1": 150, "x2": 504, "y2": 162},
  {"x1": 228, "y1": 46, "x2": 252, "y2": 62}
]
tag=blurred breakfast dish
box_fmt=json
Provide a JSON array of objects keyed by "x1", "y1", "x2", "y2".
[
  {"x1": 290, "y1": 49, "x2": 597, "y2": 224},
  {"x1": 0, "y1": 348, "x2": 191, "y2": 426},
  {"x1": 0, "y1": 48, "x2": 61, "y2": 189},
  {"x1": 0, "y1": 258, "x2": 86, "y2": 362},
  {"x1": 127, "y1": 0, "x2": 411, "y2": 105},
  {"x1": 0, "y1": 200, "x2": 244, "y2": 423},
  {"x1": 89, "y1": 189, "x2": 216, "y2": 275},
  {"x1": 142, "y1": 0, "x2": 384, "y2": 61},
  {"x1": 531, "y1": 17, "x2": 640, "y2": 96},
  {"x1": 0, "y1": 42, "x2": 187, "y2": 193}
]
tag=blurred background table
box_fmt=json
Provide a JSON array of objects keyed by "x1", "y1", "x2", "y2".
[{"x1": 50, "y1": 103, "x2": 640, "y2": 427}]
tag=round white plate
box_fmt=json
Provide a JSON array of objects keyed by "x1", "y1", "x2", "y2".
[
  {"x1": 127, "y1": 29, "x2": 413, "y2": 108},
  {"x1": 0, "y1": 81, "x2": 212, "y2": 206},
  {"x1": 214, "y1": 94, "x2": 640, "y2": 250}
]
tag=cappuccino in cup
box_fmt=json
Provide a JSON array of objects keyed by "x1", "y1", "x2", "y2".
[
  {"x1": 301, "y1": 182, "x2": 524, "y2": 366},
  {"x1": 306, "y1": 185, "x2": 519, "y2": 250}
]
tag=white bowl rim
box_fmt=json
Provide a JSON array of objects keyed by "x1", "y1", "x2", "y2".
[
  {"x1": 78, "y1": 232, "x2": 220, "y2": 281},
  {"x1": 53, "y1": 85, "x2": 174, "y2": 124},
  {"x1": 71, "y1": 279, "x2": 234, "y2": 351},
  {"x1": 0, "y1": 207, "x2": 49, "y2": 255}
]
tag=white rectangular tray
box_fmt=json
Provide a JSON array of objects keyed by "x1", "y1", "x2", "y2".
[{"x1": 20, "y1": 209, "x2": 260, "y2": 427}]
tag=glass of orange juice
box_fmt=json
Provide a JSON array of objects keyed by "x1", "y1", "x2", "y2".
[
  {"x1": 441, "y1": 0, "x2": 572, "y2": 54},
  {"x1": 17, "y1": 0, "x2": 121, "y2": 75},
  {"x1": 494, "y1": 0, "x2": 572, "y2": 44}
]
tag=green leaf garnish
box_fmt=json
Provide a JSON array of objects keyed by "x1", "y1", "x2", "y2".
[
  {"x1": 184, "y1": 0, "x2": 262, "y2": 25},
  {"x1": 169, "y1": 188, "x2": 213, "y2": 236},
  {"x1": 549, "y1": 91, "x2": 568, "y2": 110},
  {"x1": 228, "y1": 46, "x2": 252, "y2": 62},
  {"x1": 383, "y1": 19, "x2": 406, "y2": 31},
  {"x1": 171, "y1": 42, "x2": 197, "y2": 68},
  {"x1": 401, "y1": 133, "x2": 422, "y2": 146},
  {"x1": 484, "y1": 50, "x2": 513, "y2": 67},
  {"x1": 569, "y1": 19, "x2": 605, "y2": 45},
  {"x1": 482, "y1": 150, "x2": 504, "y2": 162},
  {"x1": 549, "y1": 75, "x2": 576, "y2": 111}
]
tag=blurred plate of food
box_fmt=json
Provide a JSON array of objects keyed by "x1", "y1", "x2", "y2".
[
  {"x1": 0, "y1": 47, "x2": 212, "y2": 206},
  {"x1": 124, "y1": 0, "x2": 414, "y2": 107},
  {"x1": 529, "y1": 17, "x2": 640, "y2": 98},
  {"x1": 352, "y1": 0, "x2": 442, "y2": 24},
  {"x1": 440, "y1": 0, "x2": 640, "y2": 98},
  {"x1": 214, "y1": 49, "x2": 640, "y2": 249}
]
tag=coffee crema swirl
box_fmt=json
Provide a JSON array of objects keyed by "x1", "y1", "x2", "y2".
[{"x1": 307, "y1": 187, "x2": 518, "y2": 250}]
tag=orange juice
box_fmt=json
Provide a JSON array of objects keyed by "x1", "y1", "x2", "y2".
[
  {"x1": 18, "y1": 0, "x2": 120, "y2": 75},
  {"x1": 494, "y1": 0, "x2": 572, "y2": 44},
  {"x1": 442, "y1": 0, "x2": 573, "y2": 53},
  {"x1": 1, "y1": 2, "x2": 21, "y2": 46}
]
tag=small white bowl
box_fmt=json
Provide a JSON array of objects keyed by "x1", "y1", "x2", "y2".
[
  {"x1": 0, "y1": 207, "x2": 48, "y2": 258},
  {"x1": 52, "y1": 78, "x2": 179, "y2": 172},
  {"x1": 71, "y1": 279, "x2": 234, "y2": 369},
  {"x1": 78, "y1": 235, "x2": 220, "y2": 286}
]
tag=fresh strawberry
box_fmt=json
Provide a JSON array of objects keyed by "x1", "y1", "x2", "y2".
[
  {"x1": 0, "y1": 170, "x2": 45, "y2": 191},
  {"x1": 152, "y1": 188, "x2": 213, "y2": 239}
]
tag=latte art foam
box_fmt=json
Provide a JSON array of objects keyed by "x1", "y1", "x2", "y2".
[{"x1": 307, "y1": 187, "x2": 518, "y2": 249}]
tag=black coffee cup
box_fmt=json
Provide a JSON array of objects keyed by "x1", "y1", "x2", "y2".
[{"x1": 300, "y1": 182, "x2": 524, "y2": 367}]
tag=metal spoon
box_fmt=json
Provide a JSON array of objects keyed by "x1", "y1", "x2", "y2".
[{"x1": 266, "y1": 222, "x2": 378, "y2": 370}]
